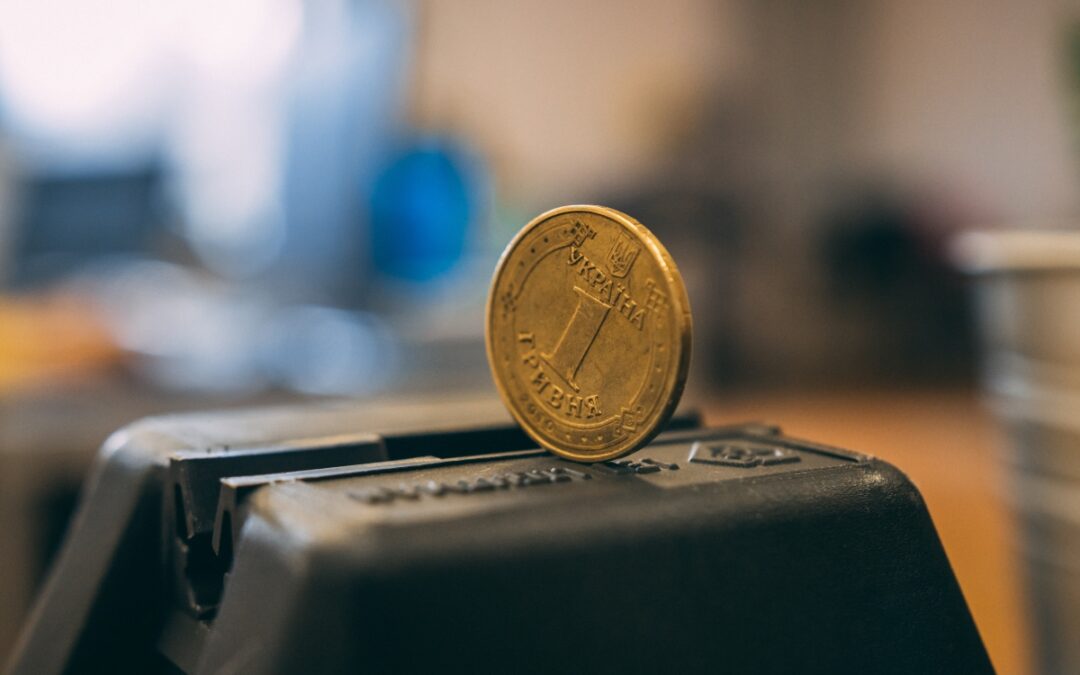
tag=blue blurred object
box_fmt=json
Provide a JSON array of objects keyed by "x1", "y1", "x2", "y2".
[{"x1": 369, "y1": 139, "x2": 479, "y2": 282}]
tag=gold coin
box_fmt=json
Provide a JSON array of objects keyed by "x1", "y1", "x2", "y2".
[{"x1": 486, "y1": 205, "x2": 692, "y2": 462}]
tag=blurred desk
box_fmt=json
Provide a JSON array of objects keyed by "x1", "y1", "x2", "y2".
[{"x1": 706, "y1": 388, "x2": 1030, "y2": 675}]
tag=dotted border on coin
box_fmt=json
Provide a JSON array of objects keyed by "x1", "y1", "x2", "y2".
[{"x1": 485, "y1": 205, "x2": 692, "y2": 463}]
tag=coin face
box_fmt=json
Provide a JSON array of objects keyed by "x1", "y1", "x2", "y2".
[{"x1": 486, "y1": 205, "x2": 692, "y2": 462}]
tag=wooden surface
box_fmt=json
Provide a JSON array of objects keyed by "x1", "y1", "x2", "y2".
[
  {"x1": 0, "y1": 293, "x2": 120, "y2": 394},
  {"x1": 706, "y1": 388, "x2": 1030, "y2": 675}
]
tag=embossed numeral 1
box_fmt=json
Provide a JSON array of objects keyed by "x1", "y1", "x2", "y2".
[{"x1": 541, "y1": 287, "x2": 610, "y2": 391}]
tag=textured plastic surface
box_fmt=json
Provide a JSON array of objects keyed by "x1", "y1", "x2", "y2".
[{"x1": 7, "y1": 401, "x2": 991, "y2": 674}]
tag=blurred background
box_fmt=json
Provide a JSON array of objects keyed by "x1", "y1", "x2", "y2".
[{"x1": 1, "y1": 0, "x2": 1079, "y2": 672}]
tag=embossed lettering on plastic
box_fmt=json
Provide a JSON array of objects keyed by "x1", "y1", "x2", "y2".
[
  {"x1": 688, "y1": 442, "x2": 801, "y2": 468},
  {"x1": 348, "y1": 466, "x2": 592, "y2": 506}
]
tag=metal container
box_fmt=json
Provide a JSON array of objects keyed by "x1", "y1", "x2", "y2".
[{"x1": 956, "y1": 230, "x2": 1080, "y2": 674}]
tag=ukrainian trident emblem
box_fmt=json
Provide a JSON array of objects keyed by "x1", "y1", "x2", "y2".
[{"x1": 606, "y1": 233, "x2": 640, "y2": 278}]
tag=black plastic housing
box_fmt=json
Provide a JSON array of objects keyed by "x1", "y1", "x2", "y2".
[{"x1": 6, "y1": 399, "x2": 992, "y2": 674}]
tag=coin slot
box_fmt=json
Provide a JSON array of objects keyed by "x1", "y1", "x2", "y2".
[
  {"x1": 173, "y1": 484, "x2": 188, "y2": 539},
  {"x1": 183, "y1": 533, "x2": 230, "y2": 614},
  {"x1": 382, "y1": 426, "x2": 538, "y2": 460}
]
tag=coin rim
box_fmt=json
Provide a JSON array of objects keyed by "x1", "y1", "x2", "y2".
[{"x1": 485, "y1": 204, "x2": 692, "y2": 463}]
